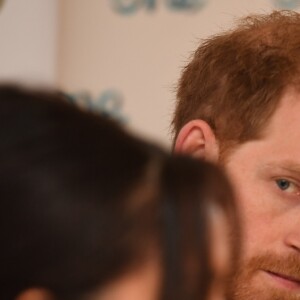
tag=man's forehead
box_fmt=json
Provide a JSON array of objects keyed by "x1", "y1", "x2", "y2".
[
  {"x1": 258, "y1": 87, "x2": 300, "y2": 139},
  {"x1": 259, "y1": 160, "x2": 300, "y2": 176}
]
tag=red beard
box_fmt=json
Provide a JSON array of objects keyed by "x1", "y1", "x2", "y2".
[{"x1": 228, "y1": 252, "x2": 300, "y2": 300}]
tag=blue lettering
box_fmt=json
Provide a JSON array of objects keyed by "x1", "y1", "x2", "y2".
[
  {"x1": 111, "y1": 0, "x2": 140, "y2": 15},
  {"x1": 272, "y1": 0, "x2": 300, "y2": 9},
  {"x1": 66, "y1": 90, "x2": 128, "y2": 124},
  {"x1": 167, "y1": 0, "x2": 206, "y2": 10},
  {"x1": 68, "y1": 91, "x2": 93, "y2": 111},
  {"x1": 145, "y1": 0, "x2": 156, "y2": 9},
  {"x1": 111, "y1": 0, "x2": 155, "y2": 15},
  {"x1": 95, "y1": 89, "x2": 127, "y2": 123}
]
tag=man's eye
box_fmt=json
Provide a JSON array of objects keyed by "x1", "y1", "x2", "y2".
[
  {"x1": 275, "y1": 179, "x2": 299, "y2": 195},
  {"x1": 276, "y1": 179, "x2": 291, "y2": 191}
]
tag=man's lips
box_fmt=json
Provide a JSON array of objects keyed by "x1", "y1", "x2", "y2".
[{"x1": 264, "y1": 270, "x2": 300, "y2": 290}]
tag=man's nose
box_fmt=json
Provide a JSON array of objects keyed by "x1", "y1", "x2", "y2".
[{"x1": 285, "y1": 231, "x2": 300, "y2": 253}]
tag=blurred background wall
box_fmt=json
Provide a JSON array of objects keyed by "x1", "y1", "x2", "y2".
[
  {"x1": 0, "y1": 0, "x2": 58, "y2": 85},
  {"x1": 1, "y1": 0, "x2": 300, "y2": 146}
]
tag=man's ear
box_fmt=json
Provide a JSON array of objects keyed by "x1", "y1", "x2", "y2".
[
  {"x1": 174, "y1": 120, "x2": 219, "y2": 163},
  {"x1": 15, "y1": 289, "x2": 53, "y2": 300}
]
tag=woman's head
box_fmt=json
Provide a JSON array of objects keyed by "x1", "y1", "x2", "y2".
[
  {"x1": 0, "y1": 85, "x2": 239, "y2": 300},
  {"x1": 159, "y1": 155, "x2": 238, "y2": 300}
]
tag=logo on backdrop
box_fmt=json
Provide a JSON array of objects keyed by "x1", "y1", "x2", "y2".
[
  {"x1": 111, "y1": 0, "x2": 300, "y2": 15},
  {"x1": 67, "y1": 89, "x2": 128, "y2": 124},
  {"x1": 166, "y1": 0, "x2": 206, "y2": 10},
  {"x1": 272, "y1": 0, "x2": 300, "y2": 9},
  {"x1": 111, "y1": 0, "x2": 207, "y2": 15}
]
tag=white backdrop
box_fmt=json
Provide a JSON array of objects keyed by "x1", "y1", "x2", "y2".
[{"x1": 0, "y1": 0, "x2": 58, "y2": 85}]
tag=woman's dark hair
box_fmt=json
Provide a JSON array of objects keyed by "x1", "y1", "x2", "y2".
[{"x1": 0, "y1": 85, "x2": 238, "y2": 300}]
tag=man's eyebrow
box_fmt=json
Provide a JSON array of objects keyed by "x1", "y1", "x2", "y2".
[{"x1": 260, "y1": 161, "x2": 300, "y2": 176}]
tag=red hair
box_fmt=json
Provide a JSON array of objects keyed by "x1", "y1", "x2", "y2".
[{"x1": 172, "y1": 11, "x2": 300, "y2": 152}]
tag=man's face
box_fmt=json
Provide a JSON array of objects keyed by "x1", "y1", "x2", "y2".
[{"x1": 224, "y1": 88, "x2": 300, "y2": 300}]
